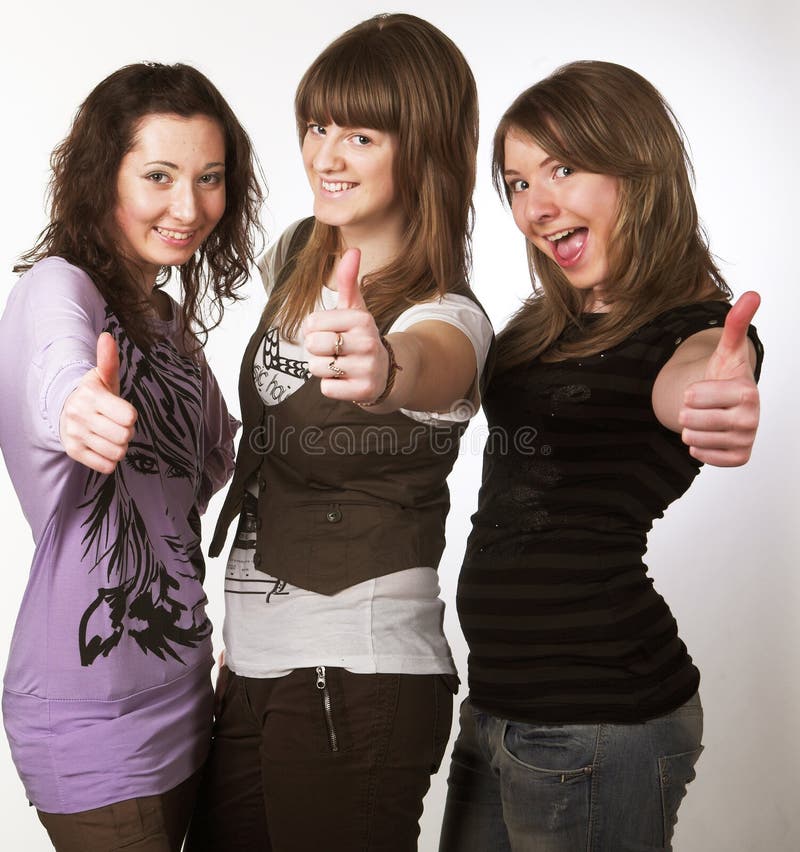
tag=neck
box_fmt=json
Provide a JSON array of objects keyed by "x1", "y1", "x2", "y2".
[{"x1": 336, "y1": 218, "x2": 406, "y2": 280}]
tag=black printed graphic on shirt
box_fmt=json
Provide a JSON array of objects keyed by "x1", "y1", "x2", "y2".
[{"x1": 77, "y1": 309, "x2": 211, "y2": 667}]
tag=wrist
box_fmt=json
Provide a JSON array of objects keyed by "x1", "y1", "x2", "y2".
[{"x1": 357, "y1": 335, "x2": 403, "y2": 408}]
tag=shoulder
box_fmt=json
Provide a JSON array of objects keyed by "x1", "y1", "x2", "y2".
[
  {"x1": 391, "y1": 292, "x2": 493, "y2": 335},
  {"x1": 8, "y1": 257, "x2": 106, "y2": 320},
  {"x1": 637, "y1": 301, "x2": 731, "y2": 343},
  {"x1": 257, "y1": 218, "x2": 314, "y2": 295}
]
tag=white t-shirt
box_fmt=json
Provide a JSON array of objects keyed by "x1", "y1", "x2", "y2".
[{"x1": 222, "y1": 226, "x2": 493, "y2": 678}]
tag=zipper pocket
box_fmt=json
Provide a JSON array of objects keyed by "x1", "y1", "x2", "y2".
[{"x1": 315, "y1": 666, "x2": 340, "y2": 752}]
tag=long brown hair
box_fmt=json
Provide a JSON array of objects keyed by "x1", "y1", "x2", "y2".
[
  {"x1": 265, "y1": 13, "x2": 478, "y2": 338},
  {"x1": 493, "y1": 60, "x2": 730, "y2": 368},
  {"x1": 16, "y1": 62, "x2": 264, "y2": 349}
]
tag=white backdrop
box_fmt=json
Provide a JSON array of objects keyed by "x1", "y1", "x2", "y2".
[{"x1": 1, "y1": 1, "x2": 797, "y2": 849}]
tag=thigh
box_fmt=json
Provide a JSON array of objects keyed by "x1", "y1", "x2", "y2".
[
  {"x1": 259, "y1": 668, "x2": 453, "y2": 852},
  {"x1": 37, "y1": 771, "x2": 200, "y2": 852},
  {"x1": 439, "y1": 698, "x2": 512, "y2": 852},
  {"x1": 184, "y1": 668, "x2": 271, "y2": 852},
  {"x1": 591, "y1": 693, "x2": 704, "y2": 851}
]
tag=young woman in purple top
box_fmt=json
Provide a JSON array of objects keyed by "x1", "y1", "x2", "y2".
[{"x1": 0, "y1": 63, "x2": 262, "y2": 851}]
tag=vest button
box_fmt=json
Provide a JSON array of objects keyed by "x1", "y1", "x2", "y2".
[
  {"x1": 326, "y1": 509, "x2": 343, "y2": 523},
  {"x1": 253, "y1": 553, "x2": 262, "y2": 566}
]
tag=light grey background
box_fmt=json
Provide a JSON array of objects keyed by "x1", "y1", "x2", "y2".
[{"x1": 1, "y1": 1, "x2": 797, "y2": 849}]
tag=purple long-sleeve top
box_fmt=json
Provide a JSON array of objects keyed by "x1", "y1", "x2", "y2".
[{"x1": 0, "y1": 257, "x2": 238, "y2": 813}]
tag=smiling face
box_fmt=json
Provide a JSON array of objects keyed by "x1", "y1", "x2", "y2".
[
  {"x1": 503, "y1": 131, "x2": 620, "y2": 309},
  {"x1": 301, "y1": 121, "x2": 405, "y2": 245},
  {"x1": 114, "y1": 113, "x2": 226, "y2": 291}
]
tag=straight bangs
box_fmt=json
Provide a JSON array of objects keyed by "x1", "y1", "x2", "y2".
[
  {"x1": 295, "y1": 42, "x2": 401, "y2": 139},
  {"x1": 493, "y1": 96, "x2": 657, "y2": 208}
]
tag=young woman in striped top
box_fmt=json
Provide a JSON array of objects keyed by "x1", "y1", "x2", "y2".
[{"x1": 439, "y1": 61, "x2": 763, "y2": 852}]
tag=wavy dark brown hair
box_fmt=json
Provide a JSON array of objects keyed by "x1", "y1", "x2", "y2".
[
  {"x1": 16, "y1": 62, "x2": 264, "y2": 349},
  {"x1": 264, "y1": 13, "x2": 479, "y2": 338},
  {"x1": 492, "y1": 60, "x2": 731, "y2": 368}
]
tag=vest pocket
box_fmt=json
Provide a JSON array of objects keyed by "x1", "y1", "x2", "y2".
[{"x1": 270, "y1": 500, "x2": 422, "y2": 595}]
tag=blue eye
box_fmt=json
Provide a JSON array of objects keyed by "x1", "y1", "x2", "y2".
[
  {"x1": 353, "y1": 134, "x2": 371, "y2": 146},
  {"x1": 508, "y1": 179, "x2": 529, "y2": 193},
  {"x1": 554, "y1": 166, "x2": 574, "y2": 178},
  {"x1": 307, "y1": 122, "x2": 326, "y2": 136}
]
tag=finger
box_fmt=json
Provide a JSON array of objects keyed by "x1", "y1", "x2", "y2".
[
  {"x1": 95, "y1": 394, "x2": 138, "y2": 430},
  {"x1": 319, "y1": 376, "x2": 375, "y2": 402},
  {"x1": 335, "y1": 249, "x2": 365, "y2": 310},
  {"x1": 683, "y1": 379, "x2": 759, "y2": 410},
  {"x1": 96, "y1": 332, "x2": 121, "y2": 395},
  {"x1": 714, "y1": 291, "x2": 760, "y2": 361},
  {"x1": 305, "y1": 308, "x2": 372, "y2": 334},
  {"x1": 681, "y1": 428, "x2": 755, "y2": 450},
  {"x1": 67, "y1": 446, "x2": 121, "y2": 476},
  {"x1": 82, "y1": 431, "x2": 131, "y2": 464},
  {"x1": 688, "y1": 445, "x2": 752, "y2": 467},
  {"x1": 84, "y1": 412, "x2": 137, "y2": 446}
]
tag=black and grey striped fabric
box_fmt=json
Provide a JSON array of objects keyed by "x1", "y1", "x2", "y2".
[{"x1": 459, "y1": 301, "x2": 764, "y2": 724}]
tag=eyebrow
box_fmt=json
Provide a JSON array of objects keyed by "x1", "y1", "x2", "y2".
[{"x1": 144, "y1": 160, "x2": 225, "y2": 169}]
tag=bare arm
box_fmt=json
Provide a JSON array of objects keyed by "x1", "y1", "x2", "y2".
[
  {"x1": 304, "y1": 248, "x2": 478, "y2": 413},
  {"x1": 651, "y1": 291, "x2": 761, "y2": 467}
]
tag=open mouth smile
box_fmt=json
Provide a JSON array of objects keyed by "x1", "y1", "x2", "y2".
[
  {"x1": 321, "y1": 180, "x2": 358, "y2": 194},
  {"x1": 155, "y1": 227, "x2": 194, "y2": 243},
  {"x1": 544, "y1": 226, "x2": 588, "y2": 267}
]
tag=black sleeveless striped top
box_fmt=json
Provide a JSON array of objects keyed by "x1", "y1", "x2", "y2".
[{"x1": 459, "y1": 301, "x2": 764, "y2": 724}]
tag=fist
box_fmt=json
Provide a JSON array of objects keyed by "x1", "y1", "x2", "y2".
[{"x1": 59, "y1": 332, "x2": 138, "y2": 474}]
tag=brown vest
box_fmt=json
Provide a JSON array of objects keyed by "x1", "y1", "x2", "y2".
[{"x1": 210, "y1": 219, "x2": 494, "y2": 595}]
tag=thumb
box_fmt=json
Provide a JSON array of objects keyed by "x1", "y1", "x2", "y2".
[
  {"x1": 705, "y1": 291, "x2": 760, "y2": 380},
  {"x1": 336, "y1": 249, "x2": 365, "y2": 310},
  {"x1": 95, "y1": 332, "x2": 121, "y2": 395}
]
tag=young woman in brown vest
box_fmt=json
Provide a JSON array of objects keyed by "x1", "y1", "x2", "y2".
[
  {"x1": 186, "y1": 14, "x2": 493, "y2": 852},
  {"x1": 439, "y1": 61, "x2": 763, "y2": 852}
]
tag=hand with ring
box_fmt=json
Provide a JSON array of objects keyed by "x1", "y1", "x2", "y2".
[{"x1": 304, "y1": 248, "x2": 391, "y2": 403}]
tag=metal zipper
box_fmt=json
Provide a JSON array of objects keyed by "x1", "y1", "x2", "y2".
[{"x1": 315, "y1": 666, "x2": 339, "y2": 752}]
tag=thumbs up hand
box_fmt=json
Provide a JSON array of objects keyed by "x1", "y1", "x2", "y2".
[
  {"x1": 59, "y1": 332, "x2": 138, "y2": 474},
  {"x1": 304, "y1": 249, "x2": 391, "y2": 403},
  {"x1": 679, "y1": 292, "x2": 761, "y2": 466}
]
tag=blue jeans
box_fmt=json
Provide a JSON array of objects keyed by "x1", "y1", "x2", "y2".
[{"x1": 439, "y1": 694, "x2": 703, "y2": 852}]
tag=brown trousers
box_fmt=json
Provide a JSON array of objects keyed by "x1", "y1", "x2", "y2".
[
  {"x1": 37, "y1": 770, "x2": 201, "y2": 851},
  {"x1": 185, "y1": 666, "x2": 457, "y2": 852}
]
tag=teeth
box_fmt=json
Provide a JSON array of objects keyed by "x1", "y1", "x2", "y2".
[
  {"x1": 546, "y1": 229, "x2": 575, "y2": 242},
  {"x1": 322, "y1": 180, "x2": 356, "y2": 193},
  {"x1": 157, "y1": 228, "x2": 192, "y2": 241}
]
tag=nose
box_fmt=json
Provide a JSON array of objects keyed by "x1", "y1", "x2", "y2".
[
  {"x1": 524, "y1": 181, "x2": 559, "y2": 224},
  {"x1": 169, "y1": 180, "x2": 199, "y2": 223},
  {"x1": 312, "y1": 136, "x2": 343, "y2": 173}
]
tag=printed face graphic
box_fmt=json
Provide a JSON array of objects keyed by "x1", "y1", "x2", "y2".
[
  {"x1": 78, "y1": 309, "x2": 210, "y2": 666},
  {"x1": 113, "y1": 112, "x2": 227, "y2": 289},
  {"x1": 504, "y1": 132, "x2": 619, "y2": 309}
]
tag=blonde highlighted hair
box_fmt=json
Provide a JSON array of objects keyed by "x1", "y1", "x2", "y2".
[
  {"x1": 493, "y1": 60, "x2": 731, "y2": 368},
  {"x1": 264, "y1": 13, "x2": 479, "y2": 338}
]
